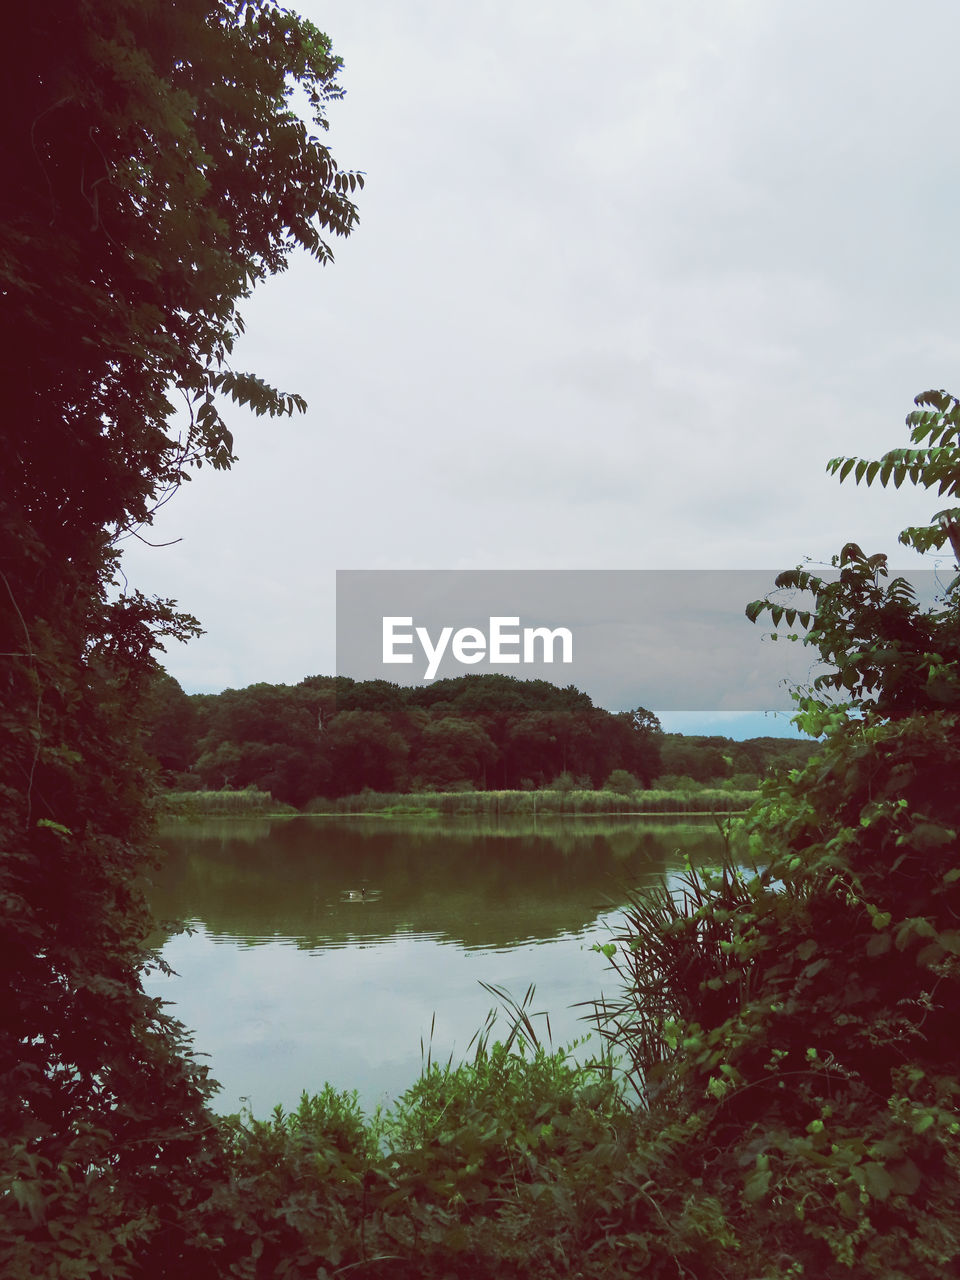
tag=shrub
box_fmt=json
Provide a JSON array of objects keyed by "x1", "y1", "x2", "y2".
[
  {"x1": 605, "y1": 769, "x2": 641, "y2": 795},
  {"x1": 587, "y1": 390, "x2": 960, "y2": 1275}
]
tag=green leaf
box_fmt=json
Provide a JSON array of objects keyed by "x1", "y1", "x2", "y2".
[
  {"x1": 856, "y1": 1161, "x2": 894, "y2": 1201},
  {"x1": 744, "y1": 1168, "x2": 771, "y2": 1202},
  {"x1": 889, "y1": 1159, "x2": 922, "y2": 1195},
  {"x1": 10, "y1": 1179, "x2": 46, "y2": 1225},
  {"x1": 36, "y1": 819, "x2": 73, "y2": 838},
  {"x1": 907, "y1": 823, "x2": 955, "y2": 851},
  {"x1": 895, "y1": 917, "x2": 936, "y2": 950},
  {"x1": 745, "y1": 600, "x2": 765, "y2": 623},
  {"x1": 866, "y1": 933, "x2": 891, "y2": 957}
]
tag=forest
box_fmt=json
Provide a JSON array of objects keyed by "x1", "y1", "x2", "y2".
[{"x1": 143, "y1": 669, "x2": 817, "y2": 804}]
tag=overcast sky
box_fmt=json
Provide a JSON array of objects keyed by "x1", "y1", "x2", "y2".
[{"x1": 121, "y1": 0, "x2": 960, "y2": 729}]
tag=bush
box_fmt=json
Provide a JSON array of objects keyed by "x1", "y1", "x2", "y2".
[
  {"x1": 590, "y1": 471, "x2": 960, "y2": 1275},
  {"x1": 604, "y1": 768, "x2": 641, "y2": 795},
  {"x1": 191, "y1": 1041, "x2": 728, "y2": 1279}
]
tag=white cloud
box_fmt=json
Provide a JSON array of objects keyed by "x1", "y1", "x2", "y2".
[{"x1": 122, "y1": 0, "x2": 960, "y2": 700}]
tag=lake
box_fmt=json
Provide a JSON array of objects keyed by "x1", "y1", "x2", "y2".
[{"x1": 144, "y1": 814, "x2": 725, "y2": 1118}]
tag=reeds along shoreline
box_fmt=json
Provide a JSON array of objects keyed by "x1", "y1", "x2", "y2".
[
  {"x1": 159, "y1": 788, "x2": 296, "y2": 816},
  {"x1": 304, "y1": 788, "x2": 757, "y2": 816},
  {"x1": 158, "y1": 785, "x2": 759, "y2": 818}
]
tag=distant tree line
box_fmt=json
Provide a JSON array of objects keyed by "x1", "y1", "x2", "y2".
[{"x1": 144, "y1": 671, "x2": 816, "y2": 807}]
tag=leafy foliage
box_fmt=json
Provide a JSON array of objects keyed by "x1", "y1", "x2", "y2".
[
  {"x1": 745, "y1": 545, "x2": 960, "y2": 730},
  {"x1": 1, "y1": 1, "x2": 359, "y2": 1273},
  {"x1": 826, "y1": 387, "x2": 960, "y2": 556},
  {"x1": 184, "y1": 1041, "x2": 727, "y2": 1280},
  {"x1": 581, "y1": 392, "x2": 960, "y2": 1276}
]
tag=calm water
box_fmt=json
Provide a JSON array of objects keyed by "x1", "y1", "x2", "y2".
[{"x1": 144, "y1": 814, "x2": 723, "y2": 1117}]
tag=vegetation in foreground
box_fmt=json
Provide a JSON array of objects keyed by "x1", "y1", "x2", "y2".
[{"x1": 204, "y1": 1041, "x2": 652, "y2": 1280}]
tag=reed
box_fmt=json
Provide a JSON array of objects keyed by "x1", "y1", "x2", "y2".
[
  {"x1": 159, "y1": 788, "x2": 297, "y2": 816},
  {"x1": 303, "y1": 786, "x2": 758, "y2": 817}
]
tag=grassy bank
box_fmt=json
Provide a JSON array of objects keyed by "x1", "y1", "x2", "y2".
[
  {"x1": 303, "y1": 785, "x2": 758, "y2": 817},
  {"x1": 158, "y1": 785, "x2": 758, "y2": 818},
  {"x1": 158, "y1": 787, "x2": 297, "y2": 817}
]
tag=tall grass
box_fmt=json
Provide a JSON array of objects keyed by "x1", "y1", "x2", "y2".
[
  {"x1": 159, "y1": 788, "x2": 297, "y2": 817},
  {"x1": 584, "y1": 857, "x2": 757, "y2": 1104},
  {"x1": 304, "y1": 786, "x2": 757, "y2": 817}
]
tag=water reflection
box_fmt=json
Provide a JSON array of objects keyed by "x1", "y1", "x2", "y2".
[
  {"x1": 145, "y1": 815, "x2": 723, "y2": 1116},
  {"x1": 149, "y1": 815, "x2": 722, "y2": 951}
]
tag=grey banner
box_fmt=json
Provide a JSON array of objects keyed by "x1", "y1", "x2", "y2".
[{"x1": 335, "y1": 569, "x2": 944, "y2": 713}]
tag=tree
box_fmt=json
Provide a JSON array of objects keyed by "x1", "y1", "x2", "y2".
[
  {"x1": 659, "y1": 735, "x2": 730, "y2": 783},
  {"x1": 619, "y1": 705, "x2": 663, "y2": 786},
  {"x1": 595, "y1": 391, "x2": 960, "y2": 1276},
  {"x1": 142, "y1": 670, "x2": 200, "y2": 781},
  {"x1": 414, "y1": 716, "x2": 498, "y2": 789},
  {"x1": 503, "y1": 711, "x2": 561, "y2": 786},
  {"x1": 0, "y1": 2, "x2": 360, "y2": 1272},
  {"x1": 320, "y1": 710, "x2": 410, "y2": 796},
  {"x1": 604, "y1": 769, "x2": 640, "y2": 797},
  {"x1": 189, "y1": 682, "x2": 327, "y2": 803}
]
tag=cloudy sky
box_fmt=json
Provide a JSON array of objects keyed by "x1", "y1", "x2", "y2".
[{"x1": 122, "y1": 0, "x2": 960, "y2": 729}]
